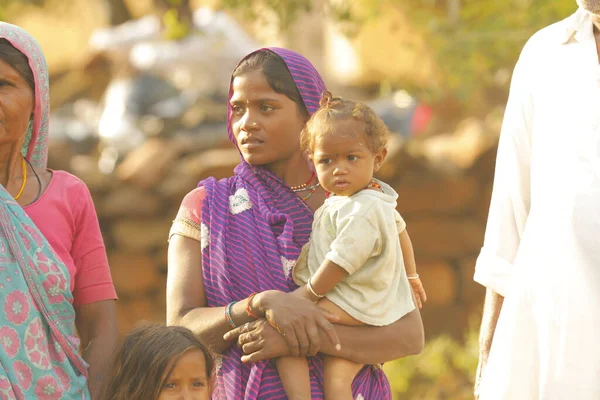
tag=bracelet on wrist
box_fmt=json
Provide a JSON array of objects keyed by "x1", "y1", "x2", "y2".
[
  {"x1": 407, "y1": 274, "x2": 420, "y2": 280},
  {"x1": 246, "y1": 292, "x2": 260, "y2": 319},
  {"x1": 225, "y1": 301, "x2": 237, "y2": 328},
  {"x1": 307, "y1": 278, "x2": 325, "y2": 299}
]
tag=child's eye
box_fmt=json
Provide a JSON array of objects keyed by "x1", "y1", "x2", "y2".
[
  {"x1": 348, "y1": 155, "x2": 358, "y2": 161},
  {"x1": 163, "y1": 382, "x2": 176, "y2": 390},
  {"x1": 231, "y1": 105, "x2": 244, "y2": 114},
  {"x1": 260, "y1": 104, "x2": 275, "y2": 112},
  {"x1": 192, "y1": 381, "x2": 207, "y2": 388},
  {"x1": 319, "y1": 158, "x2": 332, "y2": 165}
]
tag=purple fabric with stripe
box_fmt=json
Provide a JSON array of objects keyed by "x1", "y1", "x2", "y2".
[{"x1": 199, "y1": 47, "x2": 392, "y2": 400}]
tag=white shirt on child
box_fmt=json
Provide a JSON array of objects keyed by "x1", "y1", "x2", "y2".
[{"x1": 293, "y1": 179, "x2": 415, "y2": 326}]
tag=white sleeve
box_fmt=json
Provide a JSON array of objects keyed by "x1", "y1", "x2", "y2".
[{"x1": 474, "y1": 42, "x2": 534, "y2": 297}]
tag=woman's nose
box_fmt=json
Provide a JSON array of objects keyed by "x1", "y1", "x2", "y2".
[{"x1": 240, "y1": 112, "x2": 259, "y2": 131}]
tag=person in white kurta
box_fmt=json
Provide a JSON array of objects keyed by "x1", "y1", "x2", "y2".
[{"x1": 474, "y1": 4, "x2": 600, "y2": 400}]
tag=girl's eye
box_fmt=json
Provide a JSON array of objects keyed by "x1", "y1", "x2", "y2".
[
  {"x1": 192, "y1": 381, "x2": 206, "y2": 388},
  {"x1": 319, "y1": 158, "x2": 332, "y2": 165},
  {"x1": 163, "y1": 382, "x2": 176, "y2": 389},
  {"x1": 231, "y1": 105, "x2": 244, "y2": 114},
  {"x1": 348, "y1": 155, "x2": 358, "y2": 161},
  {"x1": 260, "y1": 104, "x2": 275, "y2": 112}
]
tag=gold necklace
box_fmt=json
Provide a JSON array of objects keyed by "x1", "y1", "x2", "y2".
[{"x1": 14, "y1": 157, "x2": 27, "y2": 200}]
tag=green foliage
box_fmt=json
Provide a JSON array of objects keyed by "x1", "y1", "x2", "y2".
[
  {"x1": 383, "y1": 322, "x2": 480, "y2": 400},
  {"x1": 398, "y1": 0, "x2": 576, "y2": 105},
  {"x1": 216, "y1": 0, "x2": 576, "y2": 111}
]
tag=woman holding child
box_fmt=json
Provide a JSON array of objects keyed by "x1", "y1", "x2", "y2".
[{"x1": 167, "y1": 47, "x2": 426, "y2": 399}]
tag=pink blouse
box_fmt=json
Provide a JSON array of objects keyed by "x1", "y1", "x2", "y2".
[{"x1": 24, "y1": 170, "x2": 117, "y2": 306}]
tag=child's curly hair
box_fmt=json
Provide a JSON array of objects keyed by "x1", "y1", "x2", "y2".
[{"x1": 300, "y1": 91, "x2": 388, "y2": 154}]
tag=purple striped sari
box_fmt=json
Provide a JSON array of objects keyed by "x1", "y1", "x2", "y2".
[{"x1": 199, "y1": 48, "x2": 392, "y2": 399}]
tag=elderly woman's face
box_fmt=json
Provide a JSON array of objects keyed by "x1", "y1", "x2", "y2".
[{"x1": 0, "y1": 56, "x2": 34, "y2": 148}]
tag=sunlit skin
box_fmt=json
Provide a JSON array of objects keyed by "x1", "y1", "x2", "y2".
[
  {"x1": 0, "y1": 56, "x2": 34, "y2": 192},
  {"x1": 158, "y1": 349, "x2": 210, "y2": 400},
  {"x1": 311, "y1": 119, "x2": 387, "y2": 197},
  {"x1": 229, "y1": 69, "x2": 308, "y2": 178}
]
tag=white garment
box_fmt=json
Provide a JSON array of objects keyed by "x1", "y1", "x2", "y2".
[
  {"x1": 475, "y1": 7, "x2": 600, "y2": 400},
  {"x1": 293, "y1": 180, "x2": 415, "y2": 326}
]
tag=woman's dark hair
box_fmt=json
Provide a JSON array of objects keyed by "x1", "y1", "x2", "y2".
[
  {"x1": 100, "y1": 324, "x2": 213, "y2": 400},
  {"x1": 0, "y1": 39, "x2": 35, "y2": 95},
  {"x1": 232, "y1": 50, "x2": 309, "y2": 119}
]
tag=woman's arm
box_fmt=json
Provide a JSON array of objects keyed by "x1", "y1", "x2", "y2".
[
  {"x1": 75, "y1": 300, "x2": 118, "y2": 399},
  {"x1": 167, "y1": 235, "x2": 340, "y2": 356},
  {"x1": 232, "y1": 297, "x2": 424, "y2": 365},
  {"x1": 166, "y1": 235, "x2": 258, "y2": 354}
]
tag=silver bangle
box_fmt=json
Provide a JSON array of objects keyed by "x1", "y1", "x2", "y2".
[
  {"x1": 307, "y1": 278, "x2": 325, "y2": 299},
  {"x1": 407, "y1": 274, "x2": 420, "y2": 280}
]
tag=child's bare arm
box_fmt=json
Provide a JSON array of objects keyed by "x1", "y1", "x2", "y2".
[
  {"x1": 294, "y1": 259, "x2": 348, "y2": 302},
  {"x1": 400, "y1": 229, "x2": 427, "y2": 308}
]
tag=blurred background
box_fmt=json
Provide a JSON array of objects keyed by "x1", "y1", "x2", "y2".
[{"x1": 1, "y1": 0, "x2": 578, "y2": 398}]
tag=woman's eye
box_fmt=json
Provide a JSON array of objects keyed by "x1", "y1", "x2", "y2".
[
  {"x1": 163, "y1": 382, "x2": 176, "y2": 389},
  {"x1": 231, "y1": 105, "x2": 243, "y2": 114},
  {"x1": 192, "y1": 381, "x2": 206, "y2": 388},
  {"x1": 260, "y1": 104, "x2": 275, "y2": 112}
]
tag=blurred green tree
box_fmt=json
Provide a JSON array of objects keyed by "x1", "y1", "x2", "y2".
[{"x1": 215, "y1": 0, "x2": 576, "y2": 114}]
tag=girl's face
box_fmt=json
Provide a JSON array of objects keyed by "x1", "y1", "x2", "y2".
[
  {"x1": 158, "y1": 349, "x2": 209, "y2": 400},
  {"x1": 230, "y1": 69, "x2": 307, "y2": 173},
  {"x1": 311, "y1": 119, "x2": 387, "y2": 197}
]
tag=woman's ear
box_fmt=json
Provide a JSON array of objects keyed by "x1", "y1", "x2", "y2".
[{"x1": 373, "y1": 148, "x2": 388, "y2": 172}]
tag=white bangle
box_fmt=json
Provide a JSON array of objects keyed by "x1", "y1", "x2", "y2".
[
  {"x1": 307, "y1": 278, "x2": 325, "y2": 299},
  {"x1": 407, "y1": 274, "x2": 420, "y2": 280}
]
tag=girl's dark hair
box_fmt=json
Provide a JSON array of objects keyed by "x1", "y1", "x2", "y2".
[
  {"x1": 100, "y1": 324, "x2": 213, "y2": 400},
  {"x1": 0, "y1": 39, "x2": 35, "y2": 95},
  {"x1": 232, "y1": 49, "x2": 309, "y2": 119}
]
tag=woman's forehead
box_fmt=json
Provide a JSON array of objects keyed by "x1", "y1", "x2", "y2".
[{"x1": 230, "y1": 70, "x2": 287, "y2": 103}]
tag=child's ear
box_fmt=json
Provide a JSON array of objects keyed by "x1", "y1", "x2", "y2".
[{"x1": 373, "y1": 148, "x2": 388, "y2": 172}]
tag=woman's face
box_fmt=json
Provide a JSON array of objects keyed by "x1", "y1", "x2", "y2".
[
  {"x1": 230, "y1": 69, "x2": 307, "y2": 170},
  {"x1": 0, "y1": 56, "x2": 33, "y2": 148},
  {"x1": 158, "y1": 349, "x2": 210, "y2": 400}
]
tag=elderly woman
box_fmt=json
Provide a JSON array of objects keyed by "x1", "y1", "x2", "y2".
[
  {"x1": 167, "y1": 48, "x2": 424, "y2": 399},
  {"x1": 0, "y1": 22, "x2": 118, "y2": 398}
]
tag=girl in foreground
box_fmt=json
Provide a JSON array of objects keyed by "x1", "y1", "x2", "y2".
[{"x1": 101, "y1": 324, "x2": 213, "y2": 400}]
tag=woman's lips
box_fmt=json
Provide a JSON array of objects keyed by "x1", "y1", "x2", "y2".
[{"x1": 241, "y1": 137, "x2": 264, "y2": 149}]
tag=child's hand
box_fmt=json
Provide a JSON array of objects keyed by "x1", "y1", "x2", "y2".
[{"x1": 408, "y1": 276, "x2": 427, "y2": 309}]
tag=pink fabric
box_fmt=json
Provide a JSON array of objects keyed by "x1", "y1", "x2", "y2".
[
  {"x1": 24, "y1": 170, "x2": 117, "y2": 306},
  {"x1": 176, "y1": 187, "x2": 206, "y2": 224}
]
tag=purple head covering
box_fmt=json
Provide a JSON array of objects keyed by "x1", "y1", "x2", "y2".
[{"x1": 199, "y1": 47, "x2": 391, "y2": 400}]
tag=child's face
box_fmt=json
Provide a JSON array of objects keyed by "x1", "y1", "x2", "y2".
[
  {"x1": 311, "y1": 119, "x2": 386, "y2": 196},
  {"x1": 158, "y1": 349, "x2": 209, "y2": 400}
]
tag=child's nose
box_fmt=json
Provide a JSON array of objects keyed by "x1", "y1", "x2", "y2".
[{"x1": 333, "y1": 164, "x2": 348, "y2": 175}]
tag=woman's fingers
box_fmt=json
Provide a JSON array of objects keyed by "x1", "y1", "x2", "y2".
[
  {"x1": 315, "y1": 315, "x2": 341, "y2": 351},
  {"x1": 293, "y1": 321, "x2": 310, "y2": 357},
  {"x1": 242, "y1": 339, "x2": 263, "y2": 355},
  {"x1": 305, "y1": 319, "x2": 320, "y2": 356},
  {"x1": 318, "y1": 307, "x2": 341, "y2": 323}
]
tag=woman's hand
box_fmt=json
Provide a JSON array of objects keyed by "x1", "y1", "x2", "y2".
[
  {"x1": 224, "y1": 319, "x2": 291, "y2": 362},
  {"x1": 248, "y1": 290, "x2": 341, "y2": 357},
  {"x1": 409, "y1": 277, "x2": 427, "y2": 309}
]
